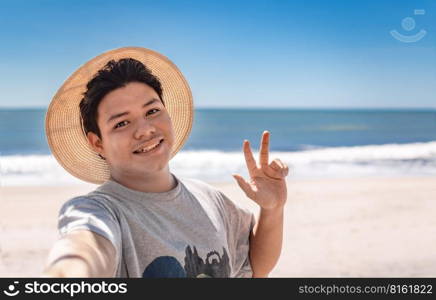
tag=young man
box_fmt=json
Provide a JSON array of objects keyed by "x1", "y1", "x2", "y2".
[{"x1": 43, "y1": 47, "x2": 289, "y2": 278}]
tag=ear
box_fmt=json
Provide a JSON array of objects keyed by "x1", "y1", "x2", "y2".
[{"x1": 87, "y1": 132, "x2": 106, "y2": 157}]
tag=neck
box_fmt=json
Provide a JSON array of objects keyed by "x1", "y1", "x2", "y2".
[{"x1": 109, "y1": 166, "x2": 176, "y2": 193}]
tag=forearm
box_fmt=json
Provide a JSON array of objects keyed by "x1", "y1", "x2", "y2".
[{"x1": 249, "y1": 207, "x2": 284, "y2": 277}]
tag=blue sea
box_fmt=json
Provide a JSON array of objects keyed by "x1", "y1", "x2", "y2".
[{"x1": 1, "y1": 108, "x2": 436, "y2": 185}]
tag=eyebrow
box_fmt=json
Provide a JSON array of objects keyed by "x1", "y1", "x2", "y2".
[{"x1": 106, "y1": 98, "x2": 160, "y2": 124}]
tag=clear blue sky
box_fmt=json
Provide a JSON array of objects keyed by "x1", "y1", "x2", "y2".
[{"x1": 0, "y1": 0, "x2": 435, "y2": 108}]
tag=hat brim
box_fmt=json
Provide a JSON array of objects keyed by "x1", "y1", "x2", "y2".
[{"x1": 45, "y1": 47, "x2": 193, "y2": 184}]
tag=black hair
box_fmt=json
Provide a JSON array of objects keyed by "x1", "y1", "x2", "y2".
[{"x1": 79, "y1": 58, "x2": 164, "y2": 139}]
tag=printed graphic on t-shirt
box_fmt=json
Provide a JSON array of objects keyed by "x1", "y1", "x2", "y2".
[{"x1": 142, "y1": 245, "x2": 231, "y2": 278}]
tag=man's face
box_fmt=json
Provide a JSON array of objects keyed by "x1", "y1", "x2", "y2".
[{"x1": 87, "y1": 82, "x2": 175, "y2": 178}]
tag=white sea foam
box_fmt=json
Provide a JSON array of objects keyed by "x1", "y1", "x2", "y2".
[{"x1": 1, "y1": 141, "x2": 436, "y2": 186}]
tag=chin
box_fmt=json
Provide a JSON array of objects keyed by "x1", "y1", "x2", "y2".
[{"x1": 138, "y1": 156, "x2": 171, "y2": 172}]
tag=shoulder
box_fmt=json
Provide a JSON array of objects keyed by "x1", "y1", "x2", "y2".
[
  {"x1": 58, "y1": 192, "x2": 122, "y2": 237},
  {"x1": 57, "y1": 192, "x2": 123, "y2": 260},
  {"x1": 180, "y1": 177, "x2": 221, "y2": 194},
  {"x1": 179, "y1": 177, "x2": 227, "y2": 203},
  {"x1": 59, "y1": 191, "x2": 119, "y2": 220},
  {"x1": 179, "y1": 177, "x2": 251, "y2": 214}
]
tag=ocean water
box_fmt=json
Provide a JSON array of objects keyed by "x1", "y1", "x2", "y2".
[{"x1": 1, "y1": 108, "x2": 436, "y2": 185}]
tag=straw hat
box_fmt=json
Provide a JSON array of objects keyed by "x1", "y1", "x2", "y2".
[{"x1": 45, "y1": 47, "x2": 193, "y2": 184}]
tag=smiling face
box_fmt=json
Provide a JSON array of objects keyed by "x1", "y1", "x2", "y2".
[{"x1": 87, "y1": 82, "x2": 175, "y2": 179}]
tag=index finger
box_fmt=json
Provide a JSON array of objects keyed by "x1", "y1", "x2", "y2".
[
  {"x1": 259, "y1": 131, "x2": 270, "y2": 169},
  {"x1": 243, "y1": 140, "x2": 257, "y2": 177}
]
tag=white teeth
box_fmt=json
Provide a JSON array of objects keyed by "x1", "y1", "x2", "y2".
[{"x1": 135, "y1": 140, "x2": 162, "y2": 153}]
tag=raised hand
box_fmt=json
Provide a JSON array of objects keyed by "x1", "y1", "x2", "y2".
[{"x1": 232, "y1": 131, "x2": 289, "y2": 210}]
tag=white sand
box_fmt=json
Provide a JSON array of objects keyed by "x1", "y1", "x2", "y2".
[{"x1": 1, "y1": 176, "x2": 436, "y2": 277}]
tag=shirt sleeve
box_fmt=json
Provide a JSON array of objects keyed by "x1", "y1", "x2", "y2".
[
  {"x1": 216, "y1": 190, "x2": 256, "y2": 278},
  {"x1": 57, "y1": 196, "x2": 122, "y2": 268}
]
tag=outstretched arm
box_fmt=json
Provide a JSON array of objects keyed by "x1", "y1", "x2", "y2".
[
  {"x1": 42, "y1": 229, "x2": 117, "y2": 277},
  {"x1": 232, "y1": 131, "x2": 288, "y2": 277}
]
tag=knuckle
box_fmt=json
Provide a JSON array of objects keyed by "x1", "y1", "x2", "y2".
[
  {"x1": 272, "y1": 159, "x2": 280, "y2": 167},
  {"x1": 270, "y1": 161, "x2": 279, "y2": 168}
]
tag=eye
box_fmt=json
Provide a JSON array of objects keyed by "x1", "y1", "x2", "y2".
[
  {"x1": 114, "y1": 120, "x2": 129, "y2": 129},
  {"x1": 146, "y1": 108, "x2": 160, "y2": 116}
]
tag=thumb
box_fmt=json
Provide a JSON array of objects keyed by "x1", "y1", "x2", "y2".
[{"x1": 232, "y1": 173, "x2": 253, "y2": 198}]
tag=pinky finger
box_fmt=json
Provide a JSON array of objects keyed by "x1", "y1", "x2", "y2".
[{"x1": 282, "y1": 165, "x2": 289, "y2": 176}]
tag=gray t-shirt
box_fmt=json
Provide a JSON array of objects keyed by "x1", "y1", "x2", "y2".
[{"x1": 58, "y1": 173, "x2": 255, "y2": 278}]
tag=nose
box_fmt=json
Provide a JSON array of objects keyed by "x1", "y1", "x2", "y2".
[{"x1": 134, "y1": 119, "x2": 156, "y2": 140}]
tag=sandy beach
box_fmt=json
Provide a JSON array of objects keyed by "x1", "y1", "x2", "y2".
[{"x1": 1, "y1": 176, "x2": 435, "y2": 277}]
